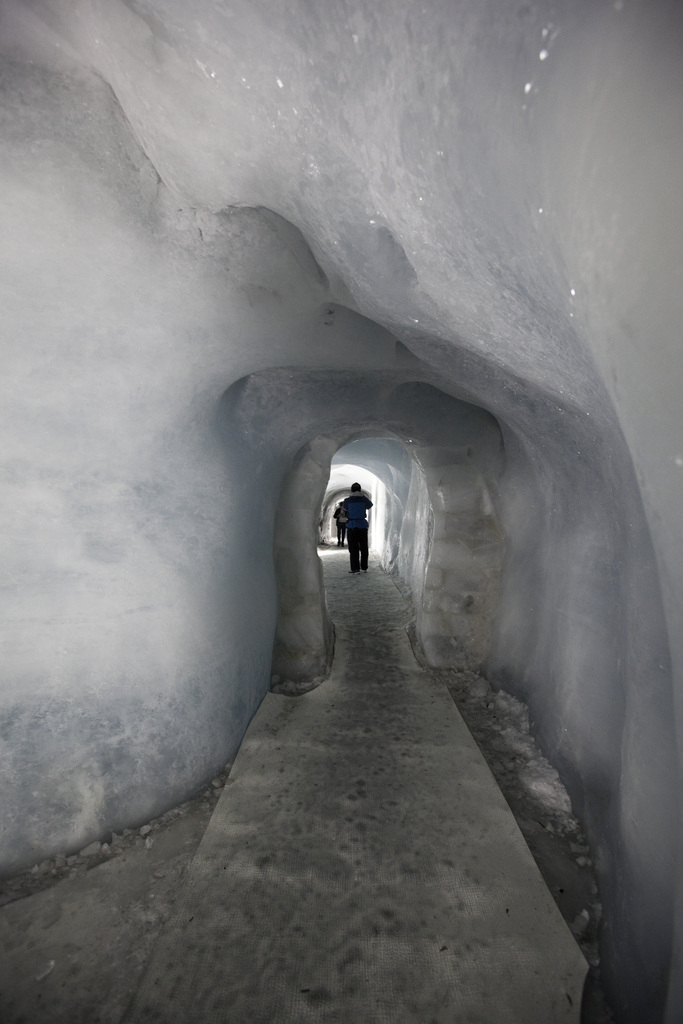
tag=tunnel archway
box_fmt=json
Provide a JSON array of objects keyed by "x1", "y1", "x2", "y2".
[
  {"x1": 219, "y1": 367, "x2": 507, "y2": 688},
  {"x1": 321, "y1": 460, "x2": 384, "y2": 552},
  {"x1": 322, "y1": 435, "x2": 506, "y2": 671}
]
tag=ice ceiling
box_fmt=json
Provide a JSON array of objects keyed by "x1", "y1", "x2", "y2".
[{"x1": 1, "y1": 2, "x2": 682, "y2": 1022}]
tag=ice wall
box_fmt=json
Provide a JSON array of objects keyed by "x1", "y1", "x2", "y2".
[
  {"x1": 0, "y1": 54, "x2": 410, "y2": 867},
  {"x1": 1, "y1": 2, "x2": 682, "y2": 1021},
  {"x1": 271, "y1": 437, "x2": 337, "y2": 684}
]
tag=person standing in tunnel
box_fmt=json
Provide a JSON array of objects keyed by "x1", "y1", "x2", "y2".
[
  {"x1": 342, "y1": 483, "x2": 373, "y2": 574},
  {"x1": 333, "y1": 502, "x2": 348, "y2": 546}
]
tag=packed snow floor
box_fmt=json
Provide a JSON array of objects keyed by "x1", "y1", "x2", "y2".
[
  {"x1": 0, "y1": 549, "x2": 614, "y2": 1022},
  {"x1": 123, "y1": 548, "x2": 585, "y2": 1023}
]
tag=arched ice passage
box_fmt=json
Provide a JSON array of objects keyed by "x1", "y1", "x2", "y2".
[
  {"x1": 220, "y1": 370, "x2": 505, "y2": 684},
  {"x1": 325, "y1": 435, "x2": 505, "y2": 669},
  {"x1": 1, "y1": 3, "x2": 682, "y2": 1021}
]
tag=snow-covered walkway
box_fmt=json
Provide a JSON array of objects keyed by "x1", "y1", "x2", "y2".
[{"x1": 124, "y1": 549, "x2": 586, "y2": 1023}]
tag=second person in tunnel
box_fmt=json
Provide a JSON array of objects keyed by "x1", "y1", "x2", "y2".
[{"x1": 342, "y1": 483, "x2": 373, "y2": 574}]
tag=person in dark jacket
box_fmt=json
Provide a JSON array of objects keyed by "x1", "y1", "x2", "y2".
[
  {"x1": 342, "y1": 483, "x2": 373, "y2": 574},
  {"x1": 333, "y1": 502, "x2": 347, "y2": 546}
]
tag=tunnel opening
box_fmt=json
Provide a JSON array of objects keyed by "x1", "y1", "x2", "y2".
[
  {"x1": 321, "y1": 448, "x2": 392, "y2": 561},
  {"x1": 325, "y1": 433, "x2": 506, "y2": 673},
  {"x1": 259, "y1": 372, "x2": 507, "y2": 697}
]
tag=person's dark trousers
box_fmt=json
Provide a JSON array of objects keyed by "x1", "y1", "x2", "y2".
[
  {"x1": 347, "y1": 528, "x2": 368, "y2": 572},
  {"x1": 336, "y1": 524, "x2": 346, "y2": 546}
]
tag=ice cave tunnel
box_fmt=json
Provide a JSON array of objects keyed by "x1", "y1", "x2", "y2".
[{"x1": 1, "y1": 1, "x2": 682, "y2": 1022}]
